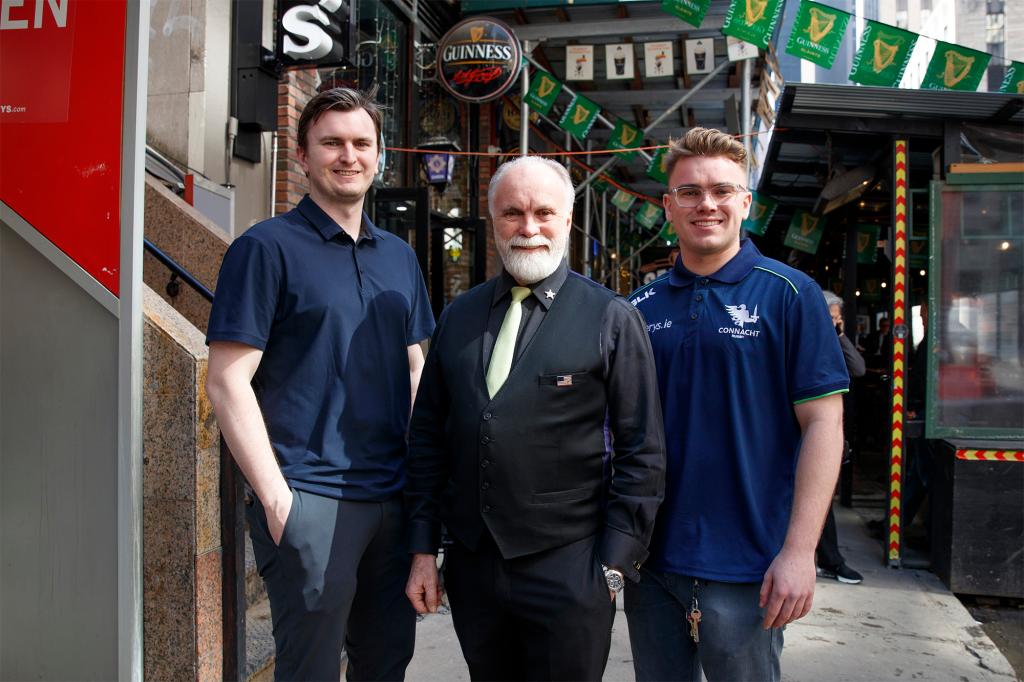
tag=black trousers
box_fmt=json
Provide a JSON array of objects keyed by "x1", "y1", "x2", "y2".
[
  {"x1": 817, "y1": 503, "x2": 845, "y2": 570},
  {"x1": 247, "y1": 490, "x2": 416, "y2": 682},
  {"x1": 444, "y1": 533, "x2": 616, "y2": 682}
]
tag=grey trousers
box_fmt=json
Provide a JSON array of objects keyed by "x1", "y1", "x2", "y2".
[
  {"x1": 247, "y1": 489, "x2": 416, "y2": 682},
  {"x1": 625, "y1": 567, "x2": 784, "y2": 682}
]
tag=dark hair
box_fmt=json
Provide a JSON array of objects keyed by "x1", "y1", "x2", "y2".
[{"x1": 296, "y1": 86, "x2": 383, "y2": 151}]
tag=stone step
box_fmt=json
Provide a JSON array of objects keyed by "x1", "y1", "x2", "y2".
[{"x1": 245, "y1": 596, "x2": 275, "y2": 682}]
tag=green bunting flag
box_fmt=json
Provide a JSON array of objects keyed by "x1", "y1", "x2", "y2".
[
  {"x1": 611, "y1": 189, "x2": 637, "y2": 213},
  {"x1": 920, "y1": 42, "x2": 991, "y2": 91},
  {"x1": 558, "y1": 94, "x2": 601, "y2": 140},
  {"x1": 722, "y1": 0, "x2": 785, "y2": 49},
  {"x1": 742, "y1": 192, "x2": 777, "y2": 236},
  {"x1": 856, "y1": 224, "x2": 880, "y2": 264},
  {"x1": 592, "y1": 176, "x2": 611, "y2": 194},
  {"x1": 849, "y1": 21, "x2": 917, "y2": 87},
  {"x1": 1000, "y1": 61, "x2": 1024, "y2": 94},
  {"x1": 646, "y1": 148, "x2": 670, "y2": 184},
  {"x1": 783, "y1": 209, "x2": 827, "y2": 254},
  {"x1": 660, "y1": 0, "x2": 711, "y2": 28},
  {"x1": 635, "y1": 202, "x2": 665, "y2": 230},
  {"x1": 908, "y1": 238, "x2": 928, "y2": 269},
  {"x1": 525, "y1": 70, "x2": 562, "y2": 116},
  {"x1": 607, "y1": 119, "x2": 642, "y2": 160},
  {"x1": 785, "y1": 0, "x2": 851, "y2": 69},
  {"x1": 659, "y1": 221, "x2": 678, "y2": 245}
]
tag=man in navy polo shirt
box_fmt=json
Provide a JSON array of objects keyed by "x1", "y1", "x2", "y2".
[
  {"x1": 626, "y1": 128, "x2": 847, "y2": 681},
  {"x1": 206, "y1": 88, "x2": 433, "y2": 681}
]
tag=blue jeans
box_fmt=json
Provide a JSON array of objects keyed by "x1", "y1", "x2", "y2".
[{"x1": 625, "y1": 567, "x2": 783, "y2": 682}]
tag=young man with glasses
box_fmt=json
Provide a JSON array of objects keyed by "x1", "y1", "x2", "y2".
[{"x1": 626, "y1": 128, "x2": 848, "y2": 681}]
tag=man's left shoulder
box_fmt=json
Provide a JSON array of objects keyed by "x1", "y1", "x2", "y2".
[{"x1": 746, "y1": 256, "x2": 816, "y2": 297}]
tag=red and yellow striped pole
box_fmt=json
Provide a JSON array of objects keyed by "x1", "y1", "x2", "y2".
[{"x1": 887, "y1": 140, "x2": 909, "y2": 566}]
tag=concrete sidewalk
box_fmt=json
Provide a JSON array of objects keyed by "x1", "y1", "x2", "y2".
[{"x1": 406, "y1": 506, "x2": 1018, "y2": 681}]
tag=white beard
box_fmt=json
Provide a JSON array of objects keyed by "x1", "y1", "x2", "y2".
[{"x1": 496, "y1": 232, "x2": 569, "y2": 284}]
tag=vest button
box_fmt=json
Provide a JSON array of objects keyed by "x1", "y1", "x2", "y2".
[
  {"x1": 481, "y1": 435, "x2": 491, "y2": 445},
  {"x1": 480, "y1": 459, "x2": 490, "y2": 468},
  {"x1": 482, "y1": 505, "x2": 492, "y2": 513},
  {"x1": 700, "y1": 278, "x2": 709, "y2": 285},
  {"x1": 483, "y1": 412, "x2": 492, "y2": 421},
  {"x1": 481, "y1": 481, "x2": 490, "y2": 490},
  {"x1": 696, "y1": 294, "x2": 703, "y2": 302},
  {"x1": 690, "y1": 312, "x2": 698, "y2": 320}
]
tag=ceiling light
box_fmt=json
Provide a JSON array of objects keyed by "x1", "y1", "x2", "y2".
[
  {"x1": 396, "y1": 205, "x2": 408, "y2": 212},
  {"x1": 855, "y1": 290, "x2": 861, "y2": 297},
  {"x1": 1000, "y1": 241, "x2": 1011, "y2": 251},
  {"x1": 881, "y1": 281, "x2": 887, "y2": 288}
]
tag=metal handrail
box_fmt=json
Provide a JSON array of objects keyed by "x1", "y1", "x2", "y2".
[{"x1": 143, "y1": 238, "x2": 215, "y2": 301}]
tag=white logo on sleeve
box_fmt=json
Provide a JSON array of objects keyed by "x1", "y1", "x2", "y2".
[{"x1": 720, "y1": 304, "x2": 762, "y2": 338}]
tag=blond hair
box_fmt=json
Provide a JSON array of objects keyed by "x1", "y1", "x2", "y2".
[{"x1": 664, "y1": 127, "x2": 747, "y2": 181}]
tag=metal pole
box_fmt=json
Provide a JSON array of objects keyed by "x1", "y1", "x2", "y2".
[
  {"x1": 614, "y1": 202, "x2": 620, "y2": 293},
  {"x1": 571, "y1": 57, "x2": 732, "y2": 195},
  {"x1": 583, "y1": 139, "x2": 592, "y2": 277},
  {"x1": 520, "y1": 40, "x2": 530, "y2": 155},
  {"x1": 741, "y1": 58, "x2": 752, "y2": 177},
  {"x1": 600, "y1": 190, "x2": 608, "y2": 284}
]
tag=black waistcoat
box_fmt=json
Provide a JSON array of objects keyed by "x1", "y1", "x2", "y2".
[{"x1": 434, "y1": 273, "x2": 615, "y2": 559}]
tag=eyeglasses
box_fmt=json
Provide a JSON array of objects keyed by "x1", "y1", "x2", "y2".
[{"x1": 668, "y1": 183, "x2": 748, "y2": 208}]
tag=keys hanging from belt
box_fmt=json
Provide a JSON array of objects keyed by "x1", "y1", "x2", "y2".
[{"x1": 688, "y1": 580, "x2": 702, "y2": 643}]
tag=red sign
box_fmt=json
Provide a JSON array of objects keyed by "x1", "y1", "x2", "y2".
[{"x1": 0, "y1": 1, "x2": 127, "y2": 295}]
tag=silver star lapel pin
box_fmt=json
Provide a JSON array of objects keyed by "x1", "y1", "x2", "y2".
[{"x1": 545, "y1": 289, "x2": 556, "y2": 300}]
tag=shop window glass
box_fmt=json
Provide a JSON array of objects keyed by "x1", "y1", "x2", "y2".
[{"x1": 928, "y1": 182, "x2": 1024, "y2": 438}]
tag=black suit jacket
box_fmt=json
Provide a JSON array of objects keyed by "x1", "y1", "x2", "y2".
[{"x1": 405, "y1": 273, "x2": 665, "y2": 580}]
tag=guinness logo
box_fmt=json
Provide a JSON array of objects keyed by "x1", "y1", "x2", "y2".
[
  {"x1": 808, "y1": 7, "x2": 836, "y2": 43},
  {"x1": 620, "y1": 126, "x2": 638, "y2": 146},
  {"x1": 1017, "y1": 80, "x2": 1024, "y2": 94},
  {"x1": 572, "y1": 104, "x2": 590, "y2": 125},
  {"x1": 745, "y1": 0, "x2": 768, "y2": 24},
  {"x1": 537, "y1": 75, "x2": 557, "y2": 98},
  {"x1": 858, "y1": 233, "x2": 871, "y2": 252},
  {"x1": 437, "y1": 17, "x2": 522, "y2": 104},
  {"x1": 800, "y1": 213, "x2": 819, "y2": 236},
  {"x1": 943, "y1": 50, "x2": 974, "y2": 87},
  {"x1": 751, "y1": 203, "x2": 767, "y2": 220},
  {"x1": 872, "y1": 34, "x2": 900, "y2": 72}
]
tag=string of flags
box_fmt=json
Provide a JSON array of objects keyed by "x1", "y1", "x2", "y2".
[
  {"x1": 515, "y1": 0, "x2": 1022, "y2": 247},
  {"x1": 662, "y1": 0, "x2": 1023, "y2": 93}
]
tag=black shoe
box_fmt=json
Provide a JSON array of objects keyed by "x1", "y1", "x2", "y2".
[{"x1": 817, "y1": 563, "x2": 863, "y2": 584}]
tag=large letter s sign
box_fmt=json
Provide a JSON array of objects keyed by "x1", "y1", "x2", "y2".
[{"x1": 282, "y1": 0, "x2": 343, "y2": 61}]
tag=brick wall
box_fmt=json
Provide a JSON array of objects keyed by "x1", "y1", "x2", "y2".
[{"x1": 275, "y1": 68, "x2": 320, "y2": 214}]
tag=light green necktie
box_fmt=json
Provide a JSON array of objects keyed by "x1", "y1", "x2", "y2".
[{"x1": 486, "y1": 286, "x2": 531, "y2": 398}]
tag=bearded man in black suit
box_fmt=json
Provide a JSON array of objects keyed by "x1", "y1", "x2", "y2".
[{"x1": 403, "y1": 156, "x2": 666, "y2": 681}]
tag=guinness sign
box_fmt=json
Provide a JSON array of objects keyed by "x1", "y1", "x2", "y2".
[{"x1": 437, "y1": 17, "x2": 522, "y2": 104}]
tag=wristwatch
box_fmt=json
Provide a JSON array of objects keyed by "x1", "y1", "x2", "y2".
[{"x1": 602, "y1": 564, "x2": 625, "y2": 593}]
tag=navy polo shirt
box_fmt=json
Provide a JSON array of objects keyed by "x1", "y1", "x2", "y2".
[
  {"x1": 630, "y1": 239, "x2": 848, "y2": 582},
  {"x1": 207, "y1": 195, "x2": 434, "y2": 501}
]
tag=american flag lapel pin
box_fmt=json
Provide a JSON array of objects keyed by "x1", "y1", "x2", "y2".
[{"x1": 556, "y1": 375, "x2": 573, "y2": 387}]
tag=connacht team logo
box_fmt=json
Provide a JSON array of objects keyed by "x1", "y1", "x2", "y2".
[
  {"x1": 943, "y1": 50, "x2": 975, "y2": 88},
  {"x1": 807, "y1": 7, "x2": 836, "y2": 43},
  {"x1": 873, "y1": 35, "x2": 900, "y2": 72},
  {"x1": 725, "y1": 304, "x2": 760, "y2": 327}
]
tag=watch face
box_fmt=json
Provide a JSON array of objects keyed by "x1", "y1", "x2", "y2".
[{"x1": 604, "y1": 568, "x2": 625, "y2": 592}]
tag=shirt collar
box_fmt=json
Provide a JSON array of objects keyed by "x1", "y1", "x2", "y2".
[
  {"x1": 297, "y1": 194, "x2": 377, "y2": 244},
  {"x1": 492, "y1": 259, "x2": 569, "y2": 310},
  {"x1": 669, "y1": 238, "x2": 762, "y2": 287}
]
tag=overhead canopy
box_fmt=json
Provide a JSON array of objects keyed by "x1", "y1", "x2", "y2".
[{"x1": 755, "y1": 83, "x2": 1024, "y2": 263}]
